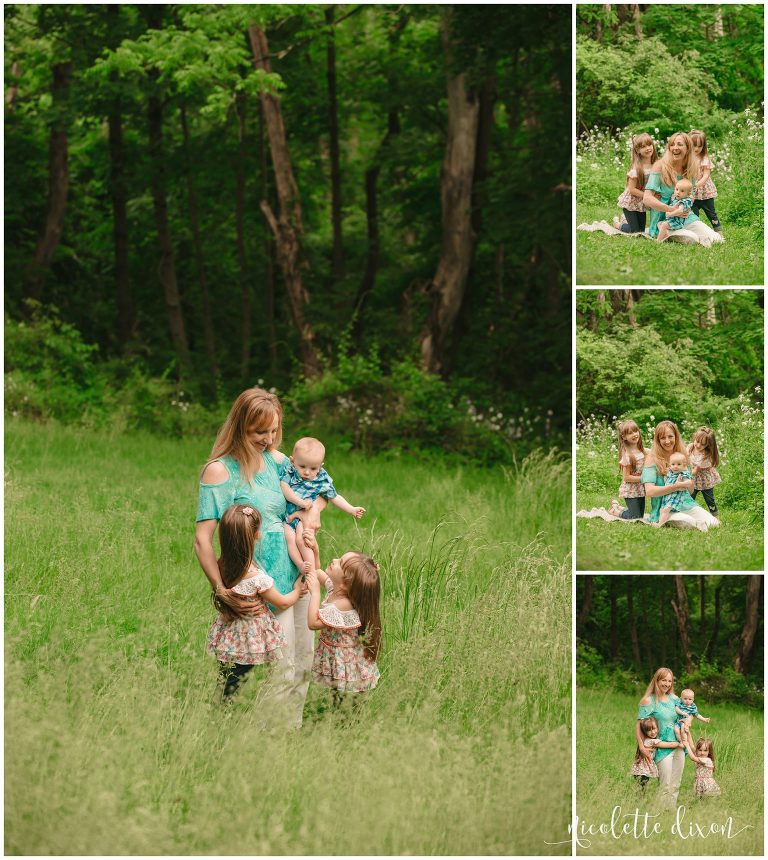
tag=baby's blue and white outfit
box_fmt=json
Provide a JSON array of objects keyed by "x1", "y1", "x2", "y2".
[
  {"x1": 666, "y1": 196, "x2": 693, "y2": 230},
  {"x1": 279, "y1": 461, "x2": 337, "y2": 530},
  {"x1": 675, "y1": 700, "x2": 698, "y2": 731},
  {"x1": 661, "y1": 468, "x2": 697, "y2": 512}
]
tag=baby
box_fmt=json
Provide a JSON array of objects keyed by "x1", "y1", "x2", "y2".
[
  {"x1": 656, "y1": 452, "x2": 697, "y2": 527},
  {"x1": 674, "y1": 688, "x2": 711, "y2": 743},
  {"x1": 280, "y1": 437, "x2": 366, "y2": 574},
  {"x1": 657, "y1": 178, "x2": 694, "y2": 243}
]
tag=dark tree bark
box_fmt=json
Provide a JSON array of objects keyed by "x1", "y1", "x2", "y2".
[
  {"x1": 699, "y1": 575, "x2": 706, "y2": 636},
  {"x1": 6, "y1": 60, "x2": 20, "y2": 109},
  {"x1": 248, "y1": 23, "x2": 321, "y2": 378},
  {"x1": 659, "y1": 583, "x2": 667, "y2": 664},
  {"x1": 734, "y1": 575, "x2": 762, "y2": 674},
  {"x1": 325, "y1": 5, "x2": 344, "y2": 282},
  {"x1": 671, "y1": 575, "x2": 693, "y2": 673},
  {"x1": 108, "y1": 106, "x2": 134, "y2": 348},
  {"x1": 24, "y1": 60, "x2": 72, "y2": 302},
  {"x1": 577, "y1": 575, "x2": 593, "y2": 636},
  {"x1": 180, "y1": 105, "x2": 218, "y2": 385},
  {"x1": 421, "y1": 16, "x2": 479, "y2": 374},
  {"x1": 257, "y1": 100, "x2": 278, "y2": 377},
  {"x1": 632, "y1": 4, "x2": 643, "y2": 39},
  {"x1": 609, "y1": 578, "x2": 618, "y2": 660},
  {"x1": 704, "y1": 578, "x2": 724, "y2": 662},
  {"x1": 235, "y1": 89, "x2": 252, "y2": 383},
  {"x1": 147, "y1": 86, "x2": 190, "y2": 370},
  {"x1": 627, "y1": 578, "x2": 642, "y2": 668}
]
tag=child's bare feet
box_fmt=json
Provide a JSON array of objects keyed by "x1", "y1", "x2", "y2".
[{"x1": 608, "y1": 500, "x2": 623, "y2": 517}]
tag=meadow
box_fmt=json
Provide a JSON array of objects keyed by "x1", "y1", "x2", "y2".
[
  {"x1": 5, "y1": 420, "x2": 571, "y2": 855},
  {"x1": 576, "y1": 110, "x2": 764, "y2": 285},
  {"x1": 576, "y1": 687, "x2": 764, "y2": 856},
  {"x1": 575, "y1": 401, "x2": 764, "y2": 571}
]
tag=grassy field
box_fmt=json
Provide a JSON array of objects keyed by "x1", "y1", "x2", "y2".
[
  {"x1": 5, "y1": 420, "x2": 571, "y2": 855},
  {"x1": 576, "y1": 205, "x2": 763, "y2": 286},
  {"x1": 576, "y1": 687, "x2": 764, "y2": 856},
  {"x1": 576, "y1": 492, "x2": 763, "y2": 572}
]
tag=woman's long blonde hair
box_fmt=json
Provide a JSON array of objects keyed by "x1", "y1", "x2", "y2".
[
  {"x1": 642, "y1": 667, "x2": 676, "y2": 702},
  {"x1": 207, "y1": 388, "x2": 283, "y2": 483},
  {"x1": 650, "y1": 421, "x2": 687, "y2": 474},
  {"x1": 658, "y1": 132, "x2": 698, "y2": 189}
]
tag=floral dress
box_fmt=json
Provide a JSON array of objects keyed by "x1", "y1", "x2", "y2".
[
  {"x1": 692, "y1": 156, "x2": 718, "y2": 201},
  {"x1": 617, "y1": 168, "x2": 647, "y2": 212},
  {"x1": 619, "y1": 451, "x2": 645, "y2": 499},
  {"x1": 207, "y1": 565, "x2": 285, "y2": 664},
  {"x1": 312, "y1": 588, "x2": 380, "y2": 693},
  {"x1": 690, "y1": 450, "x2": 721, "y2": 491},
  {"x1": 693, "y1": 756, "x2": 721, "y2": 797},
  {"x1": 629, "y1": 738, "x2": 662, "y2": 778}
]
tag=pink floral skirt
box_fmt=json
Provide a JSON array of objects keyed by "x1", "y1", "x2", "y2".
[
  {"x1": 312, "y1": 638, "x2": 380, "y2": 693},
  {"x1": 207, "y1": 612, "x2": 285, "y2": 665}
]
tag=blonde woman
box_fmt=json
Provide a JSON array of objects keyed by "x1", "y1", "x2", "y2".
[
  {"x1": 194, "y1": 388, "x2": 326, "y2": 727},
  {"x1": 642, "y1": 132, "x2": 724, "y2": 246},
  {"x1": 636, "y1": 668, "x2": 686, "y2": 808},
  {"x1": 641, "y1": 421, "x2": 719, "y2": 531}
]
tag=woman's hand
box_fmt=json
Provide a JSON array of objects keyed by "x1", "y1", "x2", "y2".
[{"x1": 678, "y1": 478, "x2": 694, "y2": 492}]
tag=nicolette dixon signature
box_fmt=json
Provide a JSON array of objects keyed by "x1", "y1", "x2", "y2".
[{"x1": 545, "y1": 805, "x2": 753, "y2": 849}]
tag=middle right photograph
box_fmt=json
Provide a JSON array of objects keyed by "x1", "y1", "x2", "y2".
[{"x1": 575, "y1": 288, "x2": 764, "y2": 571}]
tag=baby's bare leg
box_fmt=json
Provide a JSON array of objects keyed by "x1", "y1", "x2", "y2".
[
  {"x1": 657, "y1": 506, "x2": 671, "y2": 527},
  {"x1": 284, "y1": 524, "x2": 306, "y2": 570},
  {"x1": 293, "y1": 521, "x2": 315, "y2": 574},
  {"x1": 674, "y1": 724, "x2": 682, "y2": 742},
  {"x1": 657, "y1": 221, "x2": 669, "y2": 243}
]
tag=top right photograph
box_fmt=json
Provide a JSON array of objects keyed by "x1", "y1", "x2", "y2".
[{"x1": 575, "y1": 3, "x2": 764, "y2": 286}]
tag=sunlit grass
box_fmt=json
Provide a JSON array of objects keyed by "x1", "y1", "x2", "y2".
[
  {"x1": 576, "y1": 687, "x2": 763, "y2": 856},
  {"x1": 5, "y1": 421, "x2": 571, "y2": 854}
]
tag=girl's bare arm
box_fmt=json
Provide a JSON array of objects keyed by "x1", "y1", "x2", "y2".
[{"x1": 622, "y1": 464, "x2": 641, "y2": 483}]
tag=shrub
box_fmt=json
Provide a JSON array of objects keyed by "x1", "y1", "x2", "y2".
[
  {"x1": 680, "y1": 661, "x2": 763, "y2": 708},
  {"x1": 576, "y1": 641, "x2": 642, "y2": 695}
]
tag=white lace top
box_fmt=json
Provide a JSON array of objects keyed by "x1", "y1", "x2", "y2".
[
  {"x1": 232, "y1": 565, "x2": 274, "y2": 595},
  {"x1": 318, "y1": 586, "x2": 361, "y2": 629}
]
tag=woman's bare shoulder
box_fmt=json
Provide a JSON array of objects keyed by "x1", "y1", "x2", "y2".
[
  {"x1": 650, "y1": 160, "x2": 663, "y2": 172},
  {"x1": 639, "y1": 695, "x2": 652, "y2": 706},
  {"x1": 270, "y1": 448, "x2": 286, "y2": 463},
  {"x1": 200, "y1": 460, "x2": 230, "y2": 484},
  {"x1": 643, "y1": 453, "x2": 657, "y2": 467}
]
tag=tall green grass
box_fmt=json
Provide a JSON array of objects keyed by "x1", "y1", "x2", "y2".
[
  {"x1": 5, "y1": 421, "x2": 571, "y2": 854},
  {"x1": 576, "y1": 687, "x2": 764, "y2": 856}
]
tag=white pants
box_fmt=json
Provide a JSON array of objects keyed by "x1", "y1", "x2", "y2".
[
  {"x1": 668, "y1": 220, "x2": 725, "y2": 246},
  {"x1": 656, "y1": 747, "x2": 685, "y2": 808},
  {"x1": 272, "y1": 592, "x2": 314, "y2": 727},
  {"x1": 666, "y1": 506, "x2": 720, "y2": 530}
]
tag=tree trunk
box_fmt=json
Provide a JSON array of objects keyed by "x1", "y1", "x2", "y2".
[
  {"x1": 699, "y1": 575, "x2": 706, "y2": 636},
  {"x1": 248, "y1": 24, "x2": 322, "y2": 378},
  {"x1": 353, "y1": 110, "x2": 400, "y2": 341},
  {"x1": 625, "y1": 290, "x2": 637, "y2": 327},
  {"x1": 704, "y1": 578, "x2": 723, "y2": 662},
  {"x1": 627, "y1": 578, "x2": 641, "y2": 668},
  {"x1": 659, "y1": 584, "x2": 667, "y2": 664},
  {"x1": 6, "y1": 60, "x2": 20, "y2": 109},
  {"x1": 671, "y1": 575, "x2": 693, "y2": 673},
  {"x1": 235, "y1": 89, "x2": 251, "y2": 383},
  {"x1": 421, "y1": 18, "x2": 479, "y2": 374},
  {"x1": 24, "y1": 60, "x2": 72, "y2": 302},
  {"x1": 257, "y1": 100, "x2": 278, "y2": 377},
  {"x1": 108, "y1": 106, "x2": 134, "y2": 348},
  {"x1": 180, "y1": 105, "x2": 218, "y2": 386},
  {"x1": 609, "y1": 578, "x2": 618, "y2": 660},
  {"x1": 147, "y1": 87, "x2": 190, "y2": 371},
  {"x1": 577, "y1": 574, "x2": 593, "y2": 636},
  {"x1": 705, "y1": 289, "x2": 716, "y2": 326},
  {"x1": 734, "y1": 575, "x2": 762, "y2": 674},
  {"x1": 326, "y1": 5, "x2": 344, "y2": 282},
  {"x1": 632, "y1": 4, "x2": 643, "y2": 39}
]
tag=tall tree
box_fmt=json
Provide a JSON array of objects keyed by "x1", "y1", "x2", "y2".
[
  {"x1": 734, "y1": 575, "x2": 762, "y2": 673},
  {"x1": 671, "y1": 575, "x2": 693, "y2": 672},
  {"x1": 325, "y1": 5, "x2": 344, "y2": 283}
]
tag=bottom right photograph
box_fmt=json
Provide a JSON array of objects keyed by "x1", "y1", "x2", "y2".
[{"x1": 576, "y1": 574, "x2": 764, "y2": 856}]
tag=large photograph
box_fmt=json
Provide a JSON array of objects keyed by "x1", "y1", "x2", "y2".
[
  {"x1": 575, "y1": 3, "x2": 764, "y2": 285},
  {"x1": 576, "y1": 288, "x2": 764, "y2": 571},
  {"x1": 576, "y1": 574, "x2": 764, "y2": 856},
  {"x1": 4, "y1": 4, "x2": 572, "y2": 854}
]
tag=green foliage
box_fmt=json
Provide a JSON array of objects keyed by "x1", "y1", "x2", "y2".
[
  {"x1": 681, "y1": 661, "x2": 763, "y2": 709},
  {"x1": 576, "y1": 641, "x2": 641, "y2": 695}
]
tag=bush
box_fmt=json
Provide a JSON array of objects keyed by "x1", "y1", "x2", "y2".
[
  {"x1": 680, "y1": 661, "x2": 763, "y2": 708},
  {"x1": 576, "y1": 641, "x2": 642, "y2": 695}
]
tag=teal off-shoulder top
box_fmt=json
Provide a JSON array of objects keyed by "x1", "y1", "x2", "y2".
[
  {"x1": 638, "y1": 694, "x2": 685, "y2": 763},
  {"x1": 641, "y1": 463, "x2": 665, "y2": 523},
  {"x1": 197, "y1": 452, "x2": 298, "y2": 595},
  {"x1": 646, "y1": 172, "x2": 699, "y2": 238}
]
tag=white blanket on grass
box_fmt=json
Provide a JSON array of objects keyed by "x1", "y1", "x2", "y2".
[
  {"x1": 577, "y1": 506, "x2": 721, "y2": 530},
  {"x1": 577, "y1": 220, "x2": 725, "y2": 246}
]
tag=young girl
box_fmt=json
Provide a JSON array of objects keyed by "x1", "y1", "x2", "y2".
[
  {"x1": 689, "y1": 129, "x2": 722, "y2": 234},
  {"x1": 207, "y1": 504, "x2": 305, "y2": 701},
  {"x1": 306, "y1": 552, "x2": 381, "y2": 696},
  {"x1": 687, "y1": 426, "x2": 721, "y2": 515},
  {"x1": 609, "y1": 419, "x2": 646, "y2": 520},
  {"x1": 684, "y1": 737, "x2": 721, "y2": 798},
  {"x1": 615, "y1": 133, "x2": 659, "y2": 234},
  {"x1": 630, "y1": 716, "x2": 683, "y2": 791}
]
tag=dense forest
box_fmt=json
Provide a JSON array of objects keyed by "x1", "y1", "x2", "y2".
[
  {"x1": 4, "y1": 4, "x2": 571, "y2": 457},
  {"x1": 576, "y1": 3, "x2": 764, "y2": 134},
  {"x1": 577, "y1": 575, "x2": 764, "y2": 698}
]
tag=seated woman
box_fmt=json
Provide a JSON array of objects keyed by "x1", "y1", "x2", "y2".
[{"x1": 642, "y1": 132, "x2": 724, "y2": 247}]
